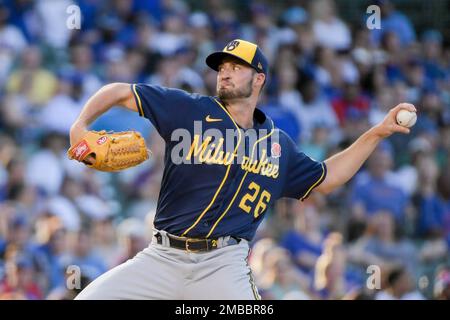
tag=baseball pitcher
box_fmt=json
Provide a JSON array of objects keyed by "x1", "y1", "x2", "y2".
[{"x1": 68, "y1": 39, "x2": 416, "y2": 299}]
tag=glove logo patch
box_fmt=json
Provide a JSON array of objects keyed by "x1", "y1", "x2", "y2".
[
  {"x1": 97, "y1": 136, "x2": 108, "y2": 145},
  {"x1": 73, "y1": 140, "x2": 91, "y2": 160},
  {"x1": 68, "y1": 130, "x2": 149, "y2": 172}
]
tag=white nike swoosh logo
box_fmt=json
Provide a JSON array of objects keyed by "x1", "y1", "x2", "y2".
[{"x1": 205, "y1": 115, "x2": 223, "y2": 122}]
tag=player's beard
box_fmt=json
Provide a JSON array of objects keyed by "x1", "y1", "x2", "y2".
[{"x1": 218, "y1": 78, "x2": 253, "y2": 100}]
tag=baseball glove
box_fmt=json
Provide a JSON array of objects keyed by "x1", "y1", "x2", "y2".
[{"x1": 67, "y1": 130, "x2": 150, "y2": 172}]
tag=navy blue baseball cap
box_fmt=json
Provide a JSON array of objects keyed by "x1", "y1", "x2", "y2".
[{"x1": 206, "y1": 39, "x2": 269, "y2": 77}]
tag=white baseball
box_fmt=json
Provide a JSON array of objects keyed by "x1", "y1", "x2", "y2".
[{"x1": 396, "y1": 109, "x2": 417, "y2": 128}]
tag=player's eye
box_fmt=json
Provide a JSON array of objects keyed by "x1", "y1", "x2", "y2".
[{"x1": 233, "y1": 65, "x2": 240, "y2": 70}]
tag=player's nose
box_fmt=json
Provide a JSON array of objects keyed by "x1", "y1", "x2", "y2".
[
  {"x1": 219, "y1": 74, "x2": 232, "y2": 84},
  {"x1": 218, "y1": 66, "x2": 232, "y2": 77}
]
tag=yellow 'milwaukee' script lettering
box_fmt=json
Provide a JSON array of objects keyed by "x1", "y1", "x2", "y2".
[{"x1": 185, "y1": 135, "x2": 279, "y2": 179}]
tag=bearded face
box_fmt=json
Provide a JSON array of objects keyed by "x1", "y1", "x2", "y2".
[
  {"x1": 218, "y1": 76, "x2": 253, "y2": 100},
  {"x1": 216, "y1": 58, "x2": 256, "y2": 101}
]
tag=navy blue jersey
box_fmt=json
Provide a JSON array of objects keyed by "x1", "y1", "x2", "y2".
[{"x1": 132, "y1": 83, "x2": 327, "y2": 241}]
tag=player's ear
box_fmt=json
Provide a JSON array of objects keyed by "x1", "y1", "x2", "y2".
[{"x1": 254, "y1": 73, "x2": 265, "y2": 87}]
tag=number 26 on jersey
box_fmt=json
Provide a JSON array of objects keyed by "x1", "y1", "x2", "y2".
[{"x1": 239, "y1": 182, "x2": 271, "y2": 218}]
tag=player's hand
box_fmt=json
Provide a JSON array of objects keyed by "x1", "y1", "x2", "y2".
[
  {"x1": 373, "y1": 103, "x2": 416, "y2": 138},
  {"x1": 69, "y1": 121, "x2": 95, "y2": 165}
]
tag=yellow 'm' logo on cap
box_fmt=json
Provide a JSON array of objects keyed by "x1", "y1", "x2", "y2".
[{"x1": 223, "y1": 39, "x2": 257, "y2": 65}]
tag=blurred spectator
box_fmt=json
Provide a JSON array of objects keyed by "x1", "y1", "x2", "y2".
[
  {"x1": 146, "y1": 48, "x2": 204, "y2": 93},
  {"x1": 313, "y1": 232, "x2": 359, "y2": 299},
  {"x1": 150, "y1": 12, "x2": 189, "y2": 56},
  {"x1": 257, "y1": 247, "x2": 310, "y2": 300},
  {"x1": 260, "y1": 99, "x2": 300, "y2": 143},
  {"x1": 69, "y1": 227, "x2": 107, "y2": 281},
  {"x1": 281, "y1": 6, "x2": 308, "y2": 28},
  {"x1": 68, "y1": 43, "x2": 102, "y2": 97},
  {"x1": 275, "y1": 61, "x2": 302, "y2": 124},
  {"x1": 241, "y1": 3, "x2": 280, "y2": 63},
  {"x1": 280, "y1": 204, "x2": 325, "y2": 274},
  {"x1": 0, "y1": 2, "x2": 27, "y2": 85},
  {"x1": 39, "y1": 71, "x2": 85, "y2": 135},
  {"x1": 248, "y1": 237, "x2": 277, "y2": 281},
  {"x1": 366, "y1": 83, "x2": 394, "y2": 124},
  {"x1": 0, "y1": 134, "x2": 17, "y2": 200},
  {"x1": 208, "y1": 6, "x2": 240, "y2": 47},
  {"x1": 36, "y1": 228, "x2": 71, "y2": 290},
  {"x1": 332, "y1": 81, "x2": 370, "y2": 126},
  {"x1": 350, "y1": 147, "x2": 411, "y2": 223},
  {"x1": 301, "y1": 124, "x2": 331, "y2": 162},
  {"x1": 35, "y1": 0, "x2": 75, "y2": 49},
  {"x1": 404, "y1": 60, "x2": 432, "y2": 103},
  {"x1": 433, "y1": 266, "x2": 450, "y2": 300},
  {"x1": 436, "y1": 167, "x2": 450, "y2": 246},
  {"x1": 414, "y1": 88, "x2": 443, "y2": 136},
  {"x1": 115, "y1": 218, "x2": 148, "y2": 265},
  {"x1": 370, "y1": 0, "x2": 416, "y2": 47},
  {"x1": 0, "y1": 255, "x2": 42, "y2": 299},
  {"x1": 375, "y1": 266, "x2": 425, "y2": 300},
  {"x1": 6, "y1": 45, "x2": 57, "y2": 107},
  {"x1": 46, "y1": 273, "x2": 91, "y2": 300},
  {"x1": 6, "y1": 0, "x2": 39, "y2": 42},
  {"x1": 7, "y1": 183, "x2": 39, "y2": 218},
  {"x1": 311, "y1": 46, "x2": 339, "y2": 91},
  {"x1": 348, "y1": 211, "x2": 418, "y2": 275},
  {"x1": 296, "y1": 76, "x2": 341, "y2": 144},
  {"x1": 25, "y1": 133, "x2": 67, "y2": 196},
  {"x1": 91, "y1": 216, "x2": 120, "y2": 269},
  {"x1": 0, "y1": 214, "x2": 48, "y2": 289},
  {"x1": 43, "y1": 196, "x2": 80, "y2": 233},
  {"x1": 310, "y1": 0, "x2": 351, "y2": 51},
  {"x1": 415, "y1": 155, "x2": 444, "y2": 238},
  {"x1": 421, "y1": 30, "x2": 446, "y2": 82},
  {"x1": 188, "y1": 12, "x2": 215, "y2": 72}
]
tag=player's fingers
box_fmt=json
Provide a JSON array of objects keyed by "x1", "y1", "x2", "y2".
[
  {"x1": 82, "y1": 154, "x2": 95, "y2": 165},
  {"x1": 392, "y1": 124, "x2": 410, "y2": 134},
  {"x1": 392, "y1": 103, "x2": 416, "y2": 113}
]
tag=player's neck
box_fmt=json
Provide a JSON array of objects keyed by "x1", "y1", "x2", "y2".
[{"x1": 222, "y1": 97, "x2": 257, "y2": 129}]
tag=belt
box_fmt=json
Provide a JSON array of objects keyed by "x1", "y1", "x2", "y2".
[{"x1": 154, "y1": 231, "x2": 240, "y2": 253}]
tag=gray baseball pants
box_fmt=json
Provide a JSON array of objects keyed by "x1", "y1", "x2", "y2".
[{"x1": 75, "y1": 231, "x2": 260, "y2": 300}]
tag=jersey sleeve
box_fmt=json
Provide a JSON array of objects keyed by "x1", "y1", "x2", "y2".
[
  {"x1": 281, "y1": 135, "x2": 327, "y2": 200},
  {"x1": 131, "y1": 83, "x2": 193, "y2": 140}
]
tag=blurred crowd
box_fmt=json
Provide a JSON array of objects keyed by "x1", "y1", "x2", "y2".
[{"x1": 0, "y1": 0, "x2": 449, "y2": 300}]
